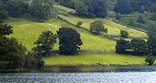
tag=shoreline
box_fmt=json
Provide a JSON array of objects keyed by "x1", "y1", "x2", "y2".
[
  {"x1": 41, "y1": 65, "x2": 156, "y2": 72},
  {"x1": 1, "y1": 65, "x2": 156, "y2": 73}
]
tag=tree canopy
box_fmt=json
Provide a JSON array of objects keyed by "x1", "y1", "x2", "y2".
[
  {"x1": 0, "y1": 23, "x2": 27, "y2": 69},
  {"x1": 116, "y1": 38, "x2": 130, "y2": 53},
  {"x1": 120, "y1": 30, "x2": 129, "y2": 38},
  {"x1": 114, "y1": 0, "x2": 133, "y2": 14},
  {"x1": 29, "y1": 0, "x2": 56, "y2": 21},
  {"x1": 6, "y1": 0, "x2": 29, "y2": 17},
  {"x1": 90, "y1": 21, "x2": 108, "y2": 35},
  {"x1": 0, "y1": 23, "x2": 13, "y2": 36},
  {"x1": 74, "y1": 0, "x2": 107, "y2": 18},
  {"x1": 33, "y1": 30, "x2": 57, "y2": 56},
  {"x1": 147, "y1": 25, "x2": 156, "y2": 56},
  {"x1": 131, "y1": 38, "x2": 149, "y2": 55},
  {"x1": 0, "y1": 0, "x2": 7, "y2": 20},
  {"x1": 57, "y1": 27, "x2": 83, "y2": 55}
]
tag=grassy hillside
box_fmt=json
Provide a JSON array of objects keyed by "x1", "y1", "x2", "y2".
[
  {"x1": 6, "y1": 18, "x2": 115, "y2": 50},
  {"x1": 4, "y1": 5, "x2": 150, "y2": 66},
  {"x1": 59, "y1": 15, "x2": 147, "y2": 37},
  {"x1": 55, "y1": 5, "x2": 147, "y2": 37}
]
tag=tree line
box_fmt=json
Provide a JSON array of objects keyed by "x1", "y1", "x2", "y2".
[
  {"x1": 0, "y1": 22, "x2": 84, "y2": 70},
  {"x1": 0, "y1": 0, "x2": 56, "y2": 21},
  {"x1": 1, "y1": 0, "x2": 156, "y2": 21},
  {"x1": 33, "y1": 27, "x2": 83, "y2": 56},
  {"x1": 57, "y1": 0, "x2": 156, "y2": 16},
  {"x1": 57, "y1": 0, "x2": 107, "y2": 18}
]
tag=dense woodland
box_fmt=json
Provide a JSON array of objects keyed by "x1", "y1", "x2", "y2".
[{"x1": 1, "y1": 0, "x2": 156, "y2": 70}]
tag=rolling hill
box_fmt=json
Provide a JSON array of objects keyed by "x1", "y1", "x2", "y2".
[{"x1": 5, "y1": 5, "x2": 149, "y2": 66}]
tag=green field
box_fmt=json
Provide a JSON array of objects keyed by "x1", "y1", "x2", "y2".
[
  {"x1": 43, "y1": 53, "x2": 147, "y2": 66},
  {"x1": 59, "y1": 15, "x2": 147, "y2": 37},
  {"x1": 55, "y1": 5, "x2": 147, "y2": 37},
  {"x1": 6, "y1": 18, "x2": 115, "y2": 50},
  {"x1": 4, "y1": 5, "x2": 150, "y2": 66}
]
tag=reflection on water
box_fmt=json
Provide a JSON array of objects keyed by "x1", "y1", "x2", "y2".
[{"x1": 0, "y1": 72, "x2": 156, "y2": 83}]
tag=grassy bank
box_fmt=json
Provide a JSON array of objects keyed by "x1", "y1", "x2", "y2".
[
  {"x1": 43, "y1": 53, "x2": 147, "y2": 66},
  {"x1": 37, "y1": 65, "x2": 156, "y2": 72}
]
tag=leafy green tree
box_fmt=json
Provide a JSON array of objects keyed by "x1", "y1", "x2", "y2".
[
  {"x1": 116, "y1": 38, "x2": 130, "y2": 53},
  {"x1": 75, "y1": 0, "x2": 107, "y2": 18},
  {"x1": 115, "y1": 13, "x2": 121, "y2": 20},
  {"x1": 0, "y1": 37, "x2": 27, "y2": 69},
  {"x1": 6, "y1": 0, "x2": 29, "y2": 17},
  {"x1": 147, "y1": 24, "x2": 156, "y2": 56},
  {"x1": 128, "y1": 20, "x2": 135, "y2": 26},
  {"x1": 139, "y1": 6, "x2": 145, "y2": 13},
  {"x1": 114, "y1": 0, "x2": 133, "y2": 14},
  {"x1": 0, "y1": 0, "x2": 8, "y2": 20},
  {"x1": 75, "y1": 1, "x2": 89, "y2": 17},
  {"x1": 151, "y1": 13, "x2": 156, "y2": 21},
  {"x1": 131, "y1": 38, "x2": 149, "y2": 55},
  {"x1": 57, "y1": 27, "x2": 83, "y2": 55},
  {"x1": 90, "y1": 21, "x2": 108, "y2": 35},
  {"x1": 145, "y1": 53, "x2": 155, "y2": 66},
  {"x1": 130, "y1": 0, "x2": 141, "y2": 11},
  {"x1": 77, "y1": 21, "x2": 83, "y2": 27},
  {"x1": 0, "y1": 23, "x2": 27, "y2": 69},
  {"x1": 91, "y1": 0, "x2": 107, "y2": 18},
  {"x1": 120, "y1": 30, "x2": 129, "y2": 38},
  {"x1": 150, "y1": 4, "x2": 156, "y2": 13},
  {"x1": 140, "y1": 0, "x2": 152, "y2": 11},
  {"x1": 1, "y1": 0, "x2": 9, "y2": 4},
  {"x1": 137, "y1": 15, "x2": 145, "y2": 24},
  {"x1": 29, "y1": 0, "x2": 56, "y2": 21},
  {"x1": 33, "y1": 31, "x2": 57, "y2": 56},
  {"x1": 25, "y1": 52, "x2": 44, "y2": 68},
  {"x1": 0, "y1": 23, "x2": 13, "y2": 37}
]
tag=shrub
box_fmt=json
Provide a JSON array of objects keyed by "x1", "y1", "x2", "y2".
[
  {"x1": 151, "y1": 13, "x2": 156, "y2": 21},
  {"x1": 131, "y1": 38, "x2": 149, "y2": 55},
  {"x1": 145, "y1": 53, "x2": 155, "y2": 66},
  {"x1": 115, "y1": 13, "x2": 121, "y2": 20},
  {"x1": 137, "y1": 15, "x2": 146, "y2": 24},
  {"x1": 25, "y1": 52, "x2": 45, "y2": 68},
  {"x1": 90, "y1": 21, "x2": 108, "y2": 35},
  {"x1": 128, "y1": 20, "x2": 135, "y2": 26},
  {"x1": 76, "y1": 21, "x2": 82, "y2": 27},
  {"x1": 147, "y1": 25, "x2": 156, "y2": 56},
  {"x1": 116, "y1": 38, "x2": 130, "y2": 53},
  {"x1": 0, "y1": 37, "x2": 27, "y2": 69},
  {"x1": 120, "y1": 30, "x2": 129, "y2": 38}
]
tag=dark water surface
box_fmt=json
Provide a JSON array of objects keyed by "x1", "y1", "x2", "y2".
[{"x1": 0, "y1": 72, "x2": 156, "y2": 83}]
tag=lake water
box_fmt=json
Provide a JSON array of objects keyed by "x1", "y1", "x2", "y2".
[{"x1": 0, "y1": 72, "x2": 156, "y2": 83}]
